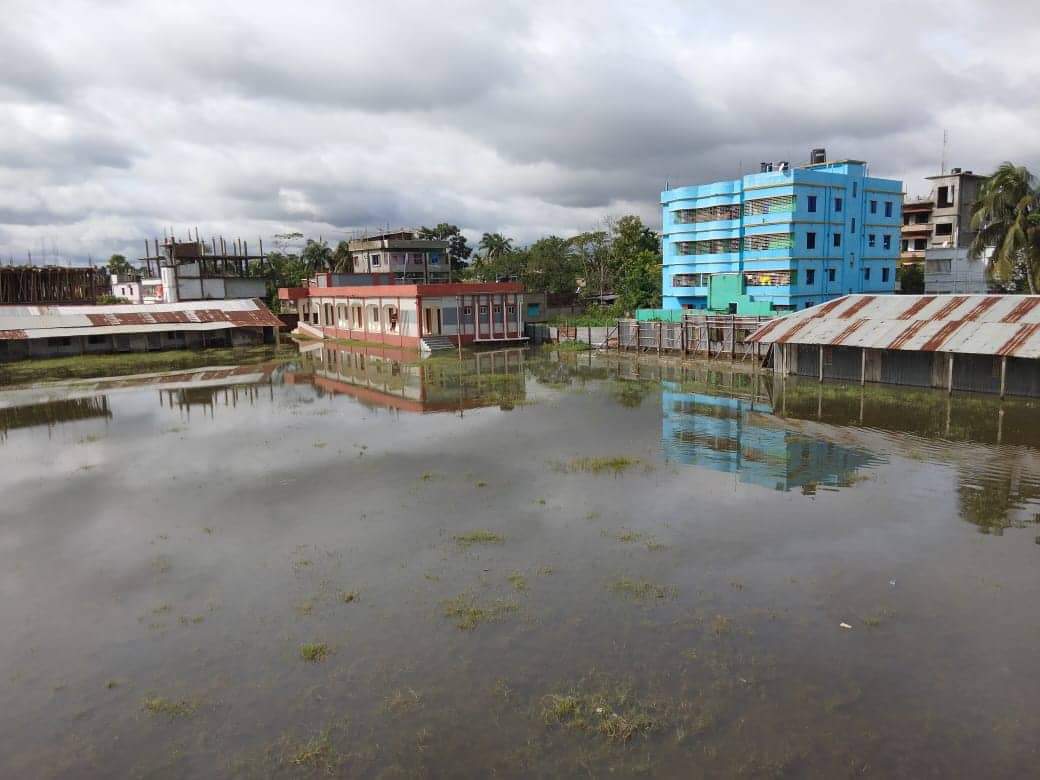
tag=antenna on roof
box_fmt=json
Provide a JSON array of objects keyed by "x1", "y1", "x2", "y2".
[{"x1": 940, "y1": 129, "x2": 948, "y2": 176}]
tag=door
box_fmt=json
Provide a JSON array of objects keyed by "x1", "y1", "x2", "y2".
[
  {"x1": 424, "y1": 307, "x2": 442, "y2": 335},
  {"x1": 477, "y1": 296, "x2": 491, "y2": 340}
]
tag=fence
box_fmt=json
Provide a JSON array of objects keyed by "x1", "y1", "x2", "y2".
[{"x1": 615, "y1": 316, "x2": 772, "y2": 361}]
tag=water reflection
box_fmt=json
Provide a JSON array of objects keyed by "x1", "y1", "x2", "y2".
[
  {"x1": 661, "y1": 382, "x2": 882, "y2": 493},
  {"x1": 286, "y1": 342, "x2": 527, "y2": 413},
  {"x1": 0, "y1": 396, "x2": 111, "y2": 441}
]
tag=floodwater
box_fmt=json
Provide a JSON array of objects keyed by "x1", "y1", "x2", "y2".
[{"x1": 1, "y1": 343, "x2": 1039, "y2": 778}]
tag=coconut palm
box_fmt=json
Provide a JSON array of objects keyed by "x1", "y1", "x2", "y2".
[
  {"x1": 478, "y1": 232, "x2": 513, "y2": 260},
  {"x1": 970, "y1": 163, "x2": 1040, "y2": 293}
]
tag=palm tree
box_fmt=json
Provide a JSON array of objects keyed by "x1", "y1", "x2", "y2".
[
  {"x1": 478, "y1": 232, "x2": 513, "y2": 260},
  {"x1": 970, "y1": 163, "x2": 1040, "y2": 293},
  {"x1": 301, "y1": 238, "x2": 333, "y2": 274}
]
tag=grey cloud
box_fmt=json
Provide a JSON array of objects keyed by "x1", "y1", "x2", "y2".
[{"x1": 1, "y1": 0, "x2": 1039, "y2": 260}]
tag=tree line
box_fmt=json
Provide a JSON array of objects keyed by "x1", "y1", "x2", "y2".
[{"x1": 254, "y1": 216, "x2": 663, "y2": 314}]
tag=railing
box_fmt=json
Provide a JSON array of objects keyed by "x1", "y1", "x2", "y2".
[{"x1": 614, "y1": 315, "x2": 774, "y2": 361}]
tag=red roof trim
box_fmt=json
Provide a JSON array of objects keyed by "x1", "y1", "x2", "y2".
[
  {"x1": 896, "y1": 296, "x2": 936, "y2": 320},
  {"x1": 997, "y1": 322, "x2": 1040, "y2": 356},
  {"x1": 1001, "y1": 297, "x2": 1040, "y2": 323},
  {"x1": 920, "y1": 319, "x2": 968, "y2": 352},
  {"x1": 837, "y1": 296, "x2": 875, "y2": 319}
]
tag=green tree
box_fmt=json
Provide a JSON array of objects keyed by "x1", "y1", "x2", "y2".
[
  {"x1": 608, "y1": 216, "x2": 662, "y2": 311},
  {"x1": 331, "y1": 240, "x2": 352, "y2": 273},
  {"x1": 107, "y1": 253, "x2": 133, "y2": 277},
  {"x1": 524, "y1": 236, "x2": 580, "y2": 295},
  {"x1": 970, "y1": 162, "x2": 1040, "y2": 294},
  {"x1": 615, "y1": 249, "x2": 662, "y2": 311},
  {"x1": 568, "y1": 231, "x2": 610, "y2": 299},
  {"x1": 418, "y1": 223, "x2": 472, "y2": 269},
  {"x1": 478, "y1": 232, "x2": 514, "y2": 260},
  {"x1": 897, "y1": 263, "x2": 924, "y2": 294},
  {"x1": 301, "y1": 238, "x2": 333, "y2": 274}
]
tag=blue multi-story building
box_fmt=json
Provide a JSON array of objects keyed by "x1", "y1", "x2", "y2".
[{"x1": 661, "y1": 153, "x2": 903, "y2": 312}]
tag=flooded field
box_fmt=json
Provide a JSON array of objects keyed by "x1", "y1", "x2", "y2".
[{"x1": 1, "y1": 343, "x2": 1039, "y2": 778}]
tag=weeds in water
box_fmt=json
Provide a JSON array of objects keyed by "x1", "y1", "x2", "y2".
[
  {"x1": 151, "y1": 603, "x2": 172, "y2": 615},
  {"x1": 537, "y1": 566, "x2": 554, "y2": 576},
  {"x1": 299, "y1": 642, "x2": 330, "y2": 662},
  {"x1": 540, "y1": 681, "x2": 657, "y2": 743},
  {"x1": 143, "y1": 696, "x2": 198, "y2": 718},
  {"x1": 151, "y1": 555, "x2": 171, "y2": 574},
  {"x1": 862, "y1": 607, "x2": 893, "y2": 627},
  {"x1": 339, "y1": 589, "x2": 360, "y2": 604},
  {"x1": 551, "y1": 456, "x2": 644, "y2": 475},
  {"x1": 441, "y1": 593, "x2": 519, "y2": 630},
  {"x1": 453, "y1": 530, "x2": 504, "y2": 549},
  {"x1": 507, "y1": 572, "x2": 528, "y2": 592},
  {"x1": 383, "y1": 688, "x2": 423, "y2": 715},
  {"x1": 475, "y1": 480, "x2": 488, "y2": 488},
  {"x1": 608, "y1": 578, "x2": 676, "y2": 601},
  {"x1": 711, "y1": 615, "x2": 733, "y2": 637},
  {"x1": 284, "y1": 729, "x2": 340, "y2": 774}
]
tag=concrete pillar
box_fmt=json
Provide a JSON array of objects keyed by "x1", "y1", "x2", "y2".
[
  {"x1": 818, "y1": 345, "x2": 824, "y2": 382},
  {"x1": 860, "y1": 347, "x2": 866, "y2": 386},
  {"x1": 999, "y1": 355, "x2": 1007, "y2": 399},
  {"x1": 947, "y1": 352, "x2": 955, "y2": 395}
]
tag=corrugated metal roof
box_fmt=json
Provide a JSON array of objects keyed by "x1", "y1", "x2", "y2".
[
  {"x1": 748, "y1": 294, "x2": 1040, "y2": 358},
  {"x1": 0, "y1": 298, "x2": 281, "y2": 340}
]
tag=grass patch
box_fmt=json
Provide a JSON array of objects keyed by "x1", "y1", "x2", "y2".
[
  {"x1": 540, "y1": 680, "x2": 658, "y2": 743},
  {"x1": 441, "y1": 593, "x2": 519, "y2": 630},
  {"x1": 143, "y1": 696, "x2": 198, "y2": 718},
  {"x1": 383, "y1": 688, "x2": 423, "y2": 715},
  {"x1": 507, "y1": 572, "x2": 528, "y2": 592},
  {"x1": 282, "y1": 728, "x2": 341, "y2": 774},
  {"x1": 453, "y1": 530, "x2": 504, "y2": 549},
  {"x1": 0, "y1": 344, "x2": 294, "y2": 386},
  {"x1": 608, "y1": 578, "x2": 676, "y2": 601},
  {"x1": 339, "y1": 589, "x2": 360, "y2": 604},
  {"x1": 299, "y1": 642, "x2": 330, "y2": 662},
  {"x1": 552, "y1": 456, "x2": 644, "y2": 475}
]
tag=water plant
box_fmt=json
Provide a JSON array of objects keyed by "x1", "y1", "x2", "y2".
[
  {"x1": 552, "y1": 456, "x2": 644, "y2": 475},
  {"x1": 453, "y1": 530, "x2": 504, "y2": 549},
  {"x1": 608, "y1": 578, "x2": 676, "y2": 601},
  {"x1": 143, "y1": 696, "x2": 198, "y2": 718},
  {"x1": 441, "y1": 593, "x2": 519, "y2": 630},
  {"x1": 299, "y1": 642, "x2": 329, "y2": 662}
]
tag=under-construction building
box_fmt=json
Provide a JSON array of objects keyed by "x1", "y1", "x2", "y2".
[
  {"x1": 123, "y1": 236, "x2": 268, "y2": 304},
  {"x1": 0, "y1": 266, "x2": 110, "y2": 305}
]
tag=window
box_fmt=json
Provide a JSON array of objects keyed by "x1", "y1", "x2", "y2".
[
  {"x1": 884, "y1": 201, "x2": 893, "y2": 217},
  {"x1": 676, "y1": 238, "x2": 739, "y2": 255},
  {"x1": 870, "y1": 200, "x2": 878, "y2": 214},
  {"x1": 673, "y1": 273, "x2": 711, "y2": 287},
  {"x1": 864, "y1": 267, "x2": 871, "y2": 280},
  {"x1": 429, "y1": 253, "x2": 440, "y2": 265},
  {"x1": 806, "y1": 232, "x2": 816, "y2": 249},
  {"x1": 852, "y1": 182, "x2": 858, "y2": 197},
  {"x1": 371, "y1": 253, "x2": 381, "y2": 267},
  {"x1": 463, "y1": 305, "x2": 473, "y2": 316},
  {"x1": 742, "y1": 233, "x2": 794, "y2": 251},
  {"x1": 806, "y1": 268, "x2": 816, "y2": 285},
  {"x1": 479, "y1": 305, "x2": 488, "y2": 315},
  {"x1": 901, "y1": 240, "x2": 908, "y2": 252},
  {"x1": 937, "y1": 186, "x2": 954, "y2": 208},
  {"x1": 507, "y1": 305, "x2": 516, "y2": 315},
  {"x1": 834, "y1": 197, "x2": 843, "y2": 213},
  {"x1": 868, "y1": 234, "x2": 876, "y2": 248},
  {"x1": 882, "y1": 267, "x2": 890, "y2": 283},
  {"x1": 913, "y1": 238, "x2": 927, "y2": 250},
  {"x1": 927, "y1": 259, "x2": 952, "y2": 273},
  {"x1": 915, "y1": 213, "x2": 929, "y2": 224},
  {"x1": 807, "y1": 195, "x2": 817, "y2": 213},
  {"x1": 883, "y1": 235, "x2": 892, "y2": 250},
  {"x1": 851, "y1": 217, "x2": 856, "y2": 234},
  {"x1": 827, "y1": 268, "x2": 836, "y2": 282},
  {"x1": 833, "y1": 233, "x2": 842, "y2": 248},
  {"x1": 370, "y1": 307, "x2": 379, "y2": 323},
  {"x1": 743, "y1": 194, "x2": 795, "y2": 217},
  {"x1": 493, "y1": 305, "x2": 502, "y2": 313},
  {"x1": 88, "y1": 334, "x2": 107, "y2": 345},
  {"x1": 743, "y1": 270, "x2": 793, "y2": 287},
  {"x1": 674, "y1": 204, "x2": 740, "y2": 223},
  {"x1": 935, "y1": 223, "x2": 953, "y2": 237}
]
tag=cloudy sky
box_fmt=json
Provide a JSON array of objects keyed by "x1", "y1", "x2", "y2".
[{"x1": 2, "y1": 0, "x2": 1038, "y2": 265}]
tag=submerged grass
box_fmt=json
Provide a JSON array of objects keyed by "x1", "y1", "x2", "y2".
[
  {"x1": 540, "y1": 679, "x2": 658, "y2": 743},
  {"x1": 608, "y1": 578, "x2": 677, "y2": 602},
  {"x1": 299, "y1": 642, "x2": 330, "y2": 662},
  {"x1": 143, "y1": 696, "x2": 199, "y2": 719},
  {"x1": 551, "y1": 456, "x2": 645, "y2": 475},
  {"x1": 441, "y1": 593, "x2": 519, "y2": 630},
  {"x1": 453, "y1": 530, "x2": 504, "y2": 549}
]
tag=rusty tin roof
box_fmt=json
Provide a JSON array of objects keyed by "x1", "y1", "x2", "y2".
[
  {"x1": 747, "y1": 294, "x2": 1040, "y2": 359},
  {"x1": 0, "y1": 299, "x2": 282, "y2": 340}
]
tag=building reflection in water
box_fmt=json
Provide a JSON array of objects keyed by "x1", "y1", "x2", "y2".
[
  {"x1": 285, "y1": 342, "x2": 526, "y2": 414},
  {"x1": 661, "y1": 380, "x2": 882, "y2": 493},
  {"x1": 0, "y1": 396, "x2": 112, "y2": 442}
]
